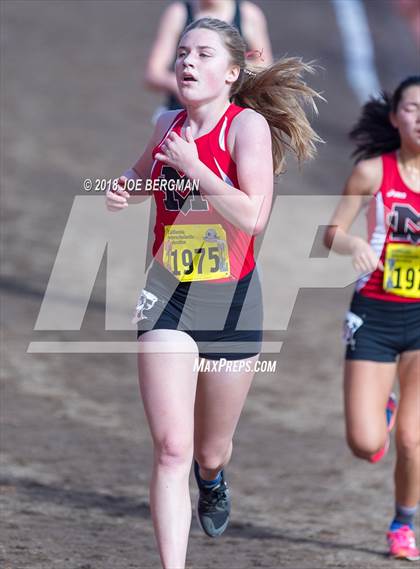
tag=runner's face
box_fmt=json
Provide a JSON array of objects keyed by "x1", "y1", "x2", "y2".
[
  {"x1": 175, "y1": 29, "x2": 239, "y2": 104},
  {"x1": 391, "y1": 85, "x2": 420, "y2": 151}
]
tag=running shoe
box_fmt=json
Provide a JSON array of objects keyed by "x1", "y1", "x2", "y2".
[
  {"x1": 370, "y1": 392, "x2": 398, "y2": 464},
  {"x1": 194, "y1": 460, "x2": 231, "y2": 537},
  {"x1": 387, "y1": 525, "x2": 420, "y2": 561}
]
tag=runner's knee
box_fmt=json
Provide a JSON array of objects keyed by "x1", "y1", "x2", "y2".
[
  {"x1": 396, "y1": 429, "x2": 420, "y2": 461},
  {"x1": 154, "y1": 437, "x2": 194, "y2": 469},
  {"x1": 347, "y1": 431, "x2": 386, "y2": 459},
  {"x1": 195, "y1": 441, "x2": 232, "y2": 471}
]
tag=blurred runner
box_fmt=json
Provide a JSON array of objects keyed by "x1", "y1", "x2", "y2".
[
  {"x1": 395, "y1": 0, "x2": 420, "y2": 47},
  {"x1": 107, "y1": 17, "x2": 319, "y2": 569},
  {"x1": 144, "y1": 0, "x2": 273, "y2": 115},
  {"x1": 331, "y1": 0, "x2": 381, "y2": 103},
  {"x1": 325, "y1": 76, "x2": 420, "y2": 562}
]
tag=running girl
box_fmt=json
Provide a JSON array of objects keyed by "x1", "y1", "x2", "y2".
[
  {"x1": 325, "y1": 76, "x2": 420, "y2": 561},
  {"x1": 107, "y1": 18, "x2": 320, "y2": 569},
  {"x1": 145, "y1": 0, "x2": 273, "y2": 111}
]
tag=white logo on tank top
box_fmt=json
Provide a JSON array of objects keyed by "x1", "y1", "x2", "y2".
[{"x1": 387, "y1": 189, "x2": 406, "y2": 199}]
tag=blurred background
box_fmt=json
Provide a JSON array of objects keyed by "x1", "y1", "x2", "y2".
[{"x1": 1, "y1": 1, "x2": 418, "y2": 568}]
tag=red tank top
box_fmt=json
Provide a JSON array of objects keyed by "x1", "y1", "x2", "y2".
[
  {"x1": 149, "y1": 103, "x2": 255, "y2": 283},
  {"x1": 356, "y1": 152, "x2": 420, "y2": 302}
]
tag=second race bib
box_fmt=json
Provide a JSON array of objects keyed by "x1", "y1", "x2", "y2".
[{"x1": 383, "y1": 243, "x2": 420, "y2": 299}]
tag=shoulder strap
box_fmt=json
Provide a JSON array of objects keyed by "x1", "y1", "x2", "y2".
[
  {"x1": 224, "y1": 103, "x2": 245, "y2": 122},
  {"x1": 157, "y1": 110, "x2": 186, "y2": 147},
  {"x1": 377, "y1": 152, "x2": 396, "y2": 195},
  {"x1": 185, "y1": 1, "x2": 194, "y2": 26},
  {"x1": 233, "y1": 0, "x2": 242, "y2": 35},
  {"x1": 382, "y1": 152, "x2": 396, "y2": 178},
  {"x1": 167, "y1": 109, "x2": 187, "y2": 132},
  {"x1": 211, "y1": 104, "x2": 245, "y2": 154}
]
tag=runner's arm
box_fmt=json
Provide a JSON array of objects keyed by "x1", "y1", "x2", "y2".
[
  {"x1": 241, "y1": 1, "x2": 273, "y2": 66},
  {"x1": 144, "y1": 2, "x2": 186, "y2": 97},
  {"x1": 324, "y1": 157, "x2": 382, "y2": 254},
  {"x1": 108, "y1": 111, "x2": 180, "y2": 207},
  {"x1": 181, "y1": 110, "x2": 274, "y2": 235}
]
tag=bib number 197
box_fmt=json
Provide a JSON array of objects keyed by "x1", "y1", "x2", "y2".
[{"x1": 383, "y1": 243, "x2": 420, "y2": 299}]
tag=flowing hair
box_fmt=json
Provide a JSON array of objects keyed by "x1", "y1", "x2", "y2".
[
  {"x1": 182, "y1": 18, "x2": 322, "y2": 174},
  {"x1": 350, "y1": 75, "x2": 420, "y2": 162}
]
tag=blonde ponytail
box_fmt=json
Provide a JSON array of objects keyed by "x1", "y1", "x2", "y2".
[
  {"x1": 183, "y1": 18, "x2": 323, "y2": 174},
  {"x1": 233, "y1": 58, "x2": 322, "y2": 173}
]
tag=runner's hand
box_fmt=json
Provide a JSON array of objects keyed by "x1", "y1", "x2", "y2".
[
  {"x1": 350, "y1": 236, "x2": 384, "y2": 273},
  {"x1": 154, "y1": 127, "x2": 199, "y2": 175},
  {"x1": 106, "y1": 176, "x2": 130, "y2": 211}
]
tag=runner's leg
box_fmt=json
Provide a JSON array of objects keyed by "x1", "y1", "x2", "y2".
[
  {"x1": 138, "y1": 329, "x2": 199, "y2": 569},
  {"x1": 344, "y1": 360, "x2": 396, "y2": 460},
  {"x1": 395, "y1": 350, "x2": 420, "y2": 507},
  {"x1": 194, "y1": 354, "x2": 259, "y2": 479}
]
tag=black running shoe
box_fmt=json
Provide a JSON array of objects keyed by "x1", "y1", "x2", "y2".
[{"x1": 194, "y1": 460, "x2": 231, "y2": 538}]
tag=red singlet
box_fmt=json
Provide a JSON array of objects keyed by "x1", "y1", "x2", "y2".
[
  {"x1": 356, "y1": 152, "x2": 420, "y2": 302},
  {"x1": 149, "y1": 103, "x2": 256, "y2": 283}
]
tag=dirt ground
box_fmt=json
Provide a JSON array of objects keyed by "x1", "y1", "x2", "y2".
[{"x1": 1, "y1": 1, "x2": 418, "y2": 568}]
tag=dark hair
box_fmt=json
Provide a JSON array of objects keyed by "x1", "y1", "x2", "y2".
[
  {"x1": 350, "y1": 75, "x2": 420, "y2": 162},
  {"x1": 181, "y1": 18, "x2": 322, "y2": 174}
]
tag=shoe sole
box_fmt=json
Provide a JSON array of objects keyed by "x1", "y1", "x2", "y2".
[{"x1": 390, "y1": 553, "x2": 420, "y2": 562}]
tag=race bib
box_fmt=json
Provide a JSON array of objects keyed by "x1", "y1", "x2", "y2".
[
  {"x1": 383, "y1": 243, "x2": 420, "y2": 299},
  {"x1": 162, "y1": 224, "x2": 230, "y2": 282}
]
